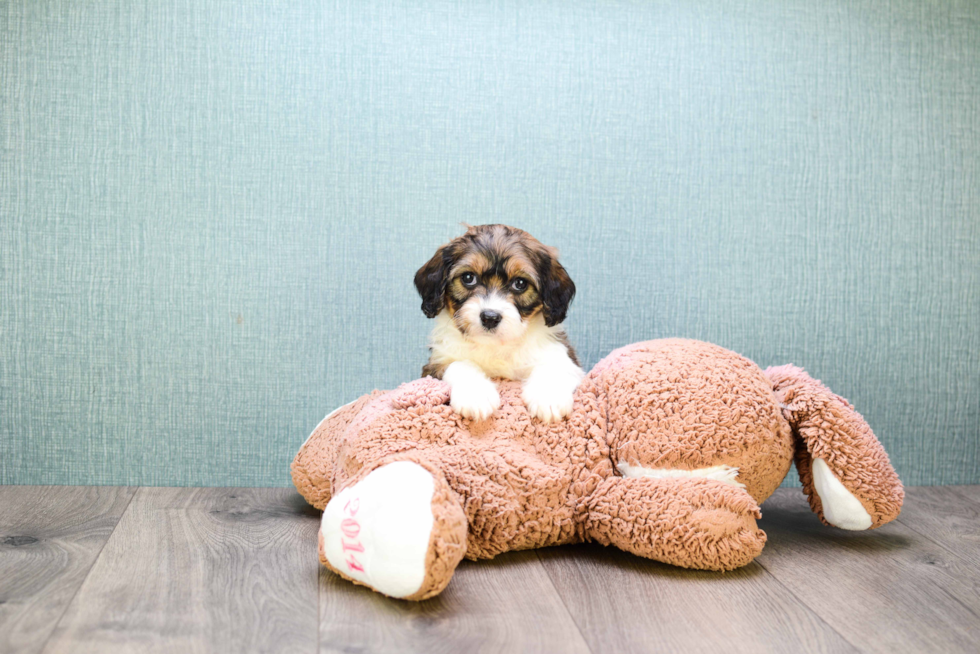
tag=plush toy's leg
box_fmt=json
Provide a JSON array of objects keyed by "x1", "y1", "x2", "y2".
[
  {"x1": 292, "y1": 391, "x2": 387, "y2": 510},
  {"x1": 766, "y1": 365, "x2": 904, "y2": 530},
  {"x1": 585, "y1": 476, "x2": 767, "y2": 571},
  {"x1": 318, "y1": 460, "x2": 468, "y2": 600}
]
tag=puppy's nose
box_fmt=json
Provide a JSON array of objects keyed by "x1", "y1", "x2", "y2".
[{"x1": 480, "y1": 310, "x2": 503, "y2": 330}]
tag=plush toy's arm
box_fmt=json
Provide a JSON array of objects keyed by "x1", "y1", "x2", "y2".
[
  {"x1": 766, "y1": 365, "x2": 904, "y2": 530},
  {"x1": 291, "y1": 391, "x2": 384, "y2": 510},
  {"x1": 585, "y1": 476, "x2": 766, "y2": 571}
]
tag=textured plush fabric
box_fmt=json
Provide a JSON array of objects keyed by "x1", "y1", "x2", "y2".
[
  {"x1": 586, "y1": 476, "x2": 767, "y2": 572},
  {"x1": 597, "y1": 340, "x2": 795, "y2": 503},
  {"x1": 3, "y1": 0, "x2": 979, "y2": 486},
  {"x1": 317, "y1": 460, "x2": 468, "y2": 600},
  {"x1": 293, "y1": 339, "x2": 904, "y2": 597},
  {"x1": 767, "y1": 365, "x2": 905, "y2": 528}
]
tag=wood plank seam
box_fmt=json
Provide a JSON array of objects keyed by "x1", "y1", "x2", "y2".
[
  {"x1": 755, "y1": 487, "x2": 980, "y2": 653},
  {"x1": 753, "y1": 553, "x2": 863, "y2": 651},
  {"x1": 949, "y1": 486, "x2": 980, "y2": 508},
  {"x1": 34, "y1": 486, "x2": 139, "y2": 654},
  {"x1": 533, "y1": 550, "x2": 596, "y2": 654},
  {"x1": 894, "y1": 516, "x2": 980, "y2": 577}
]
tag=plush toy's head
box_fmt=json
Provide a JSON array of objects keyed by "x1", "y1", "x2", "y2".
[{"x1": 293, "y1": 339, "x2": 903, "y2": 600}]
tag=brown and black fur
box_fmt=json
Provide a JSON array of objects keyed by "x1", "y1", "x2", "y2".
[{"x1": 414, "y1": 224, "x2": 579, "y2": 378}]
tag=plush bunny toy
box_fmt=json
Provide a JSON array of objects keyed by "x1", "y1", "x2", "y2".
[{"x1": 292, "y1": 339, "x2": 903, "y2": 600}]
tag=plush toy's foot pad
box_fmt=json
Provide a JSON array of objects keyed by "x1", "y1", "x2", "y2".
[
  {"x1": 810, "y1": 458, "x2": 873, "y2": 530},
  {"x1": 319, "y1": 461, "x2": 467, "y2": 600}
]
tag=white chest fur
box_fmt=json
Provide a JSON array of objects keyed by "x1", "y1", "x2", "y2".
[{"x1": 427, "y1": 310, "x2": 570, "y2": 380}]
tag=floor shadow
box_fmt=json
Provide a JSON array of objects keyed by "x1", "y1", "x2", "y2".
[
  {"x1": 535, "y1": 542, "x2": 769, "y2": 582},
  {"x1": 759, "y1": 502, "x2": 914, "y2": 553},
  {"x1": 284, "y1": 491, "x2": 322, "y2": 519}
]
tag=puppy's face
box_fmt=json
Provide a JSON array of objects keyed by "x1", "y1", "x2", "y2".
[{"x1": 414, "y1": 225, "x2": 575, "y2": 342}]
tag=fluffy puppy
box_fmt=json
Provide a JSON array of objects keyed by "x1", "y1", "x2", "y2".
[{"x1": 414, "y1": 224, "x2": 584, "y2": 423}]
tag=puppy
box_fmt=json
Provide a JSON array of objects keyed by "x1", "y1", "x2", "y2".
[{"x1": 414, "y1": 224, "x2": 584, "y2": 423}]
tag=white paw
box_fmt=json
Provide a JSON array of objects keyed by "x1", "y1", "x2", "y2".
[
  {"x1": 321, "y1": 461, "x2": 435, "y2": 598},
  {"x1": 811, "y1": 458, "x2": 873, "y2": 530},
  {"x1": 522, "y1": 375, "x2": 576, "y2": 423},
  {"x1": 449, "y1": 376, "x2": 500, "y2": 421},
  {"x1": 442, "y1": 360, "x2": 500, "y2": 421}
]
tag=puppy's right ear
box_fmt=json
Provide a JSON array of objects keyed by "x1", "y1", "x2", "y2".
[{"x1": 414, "y1": 246, "x2": 448, "y2": 318}]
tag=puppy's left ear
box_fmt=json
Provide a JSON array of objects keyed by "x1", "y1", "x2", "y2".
[
  {"x1": 414, "y1": 246, "x2": 449, "y2": 318},
  {"x1": 538, "y1": 255, "x2": 576, "y2": 327}
]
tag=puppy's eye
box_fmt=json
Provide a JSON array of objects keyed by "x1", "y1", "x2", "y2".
[
  {"x1": 511, "y1": 278, "x2": 528, "y2": 293},
  {"x1": 460, "y1": 272, "x2": 477, "y2": 288}
]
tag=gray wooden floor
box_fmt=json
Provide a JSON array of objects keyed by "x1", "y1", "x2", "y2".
[{"x1": 1, "y1": 486, "x2": 978, "y2": 654}]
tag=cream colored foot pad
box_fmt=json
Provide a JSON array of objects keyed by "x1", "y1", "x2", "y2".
[
  {"x1": 812, "y1": 458, "x2": 872, "y2": 530},
  {"x1": 321, "y1": 461, "x2": 435, "y2": 597}
]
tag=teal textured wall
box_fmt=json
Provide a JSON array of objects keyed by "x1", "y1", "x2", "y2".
[{"x1": 2, "y1": 0, "x2": 978, "y2": 487}]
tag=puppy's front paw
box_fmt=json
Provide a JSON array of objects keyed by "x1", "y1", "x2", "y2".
[
  {"x1": 449, "y1": 376, "x2": 500, "y2": 421},
  {"x1": 522, "y1": 376, "x2": 575, "y2": 423}
]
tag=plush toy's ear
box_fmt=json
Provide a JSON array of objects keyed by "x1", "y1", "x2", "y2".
[
  {"x1": 537, "y1": 253, "x2": 576, "y2": 327},
  {"x1": 414, "y1": 246, "x2": 449, "y2": 318}
]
